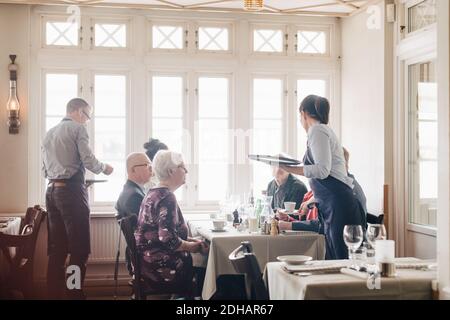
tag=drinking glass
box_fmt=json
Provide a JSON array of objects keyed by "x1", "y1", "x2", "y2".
[
  {"x1": 366, "y1": 224, "x2": 387, "y2": 248},
  {"x1": 343, "y1": 225, "x2": 364, "y2": 265}
]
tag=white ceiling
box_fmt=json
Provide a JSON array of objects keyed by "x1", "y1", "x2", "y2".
[{"x1": 2, "y1": 0, "x2": 378, "y2": 17}]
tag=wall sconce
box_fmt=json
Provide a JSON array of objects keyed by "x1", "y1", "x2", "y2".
[{"x1": 6, "y1": 55, "x2": 20, "y2": 134}]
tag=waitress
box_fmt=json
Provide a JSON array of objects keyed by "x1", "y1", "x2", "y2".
[{"x1": 281, "y1": 95, "x2": 365, "y2": 260}]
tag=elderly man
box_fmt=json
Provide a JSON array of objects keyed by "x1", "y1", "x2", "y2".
[
  {"x1": 267, "y1": 158, "x2": 308, "y2": 211},
  {"x1": 42, "y1": 98, "x2": 113, "y2": 299},
  {"x1": 115, "y1": 153, "x2": 153, "y2": 219}
]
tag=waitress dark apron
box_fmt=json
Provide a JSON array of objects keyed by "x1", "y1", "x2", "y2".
[{"x1": 303, "y1": 147, "x2": 366, "y2": 260}]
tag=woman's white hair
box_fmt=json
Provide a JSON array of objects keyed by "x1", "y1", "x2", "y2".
[{"x1": 152, "y1": 150, "x2": 184, "y2": 181}]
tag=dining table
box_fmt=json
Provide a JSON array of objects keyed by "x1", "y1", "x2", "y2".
[
  {"x1": 0, "y1": 217, "x2": 22, "y2": 284},
  {"x1": 264, "y1": 258, "x2": 437, "y2": 300},
  {"x1": 187, "y1": 219, "x2": 326, "y2": 300}
]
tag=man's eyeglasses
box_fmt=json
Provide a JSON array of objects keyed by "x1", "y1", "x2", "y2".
[
  {"x1": 178, "y1": 165, "x2": 188, "y2": 173},
  {"x1": 133, "y1": 163, "x2": 152, "y2": 170},
  {"x1": 82, "y1": 110, "x2": 91, "y2": 120}
]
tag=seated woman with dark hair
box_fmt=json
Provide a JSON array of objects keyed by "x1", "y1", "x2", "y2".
[
  {"x1": 135, "y1": 150, "x2": 208, "y2": 297},
  {"x1": 143, "y1": 138, "x2": 168, "y2": 161},
  {"x1": 143, "y1": 138, "x2": 169, "y2": 188}
]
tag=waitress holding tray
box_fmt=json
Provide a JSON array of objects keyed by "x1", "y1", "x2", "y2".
[{"x1": 281, "y1": 95, "x2": 365, "y2": 260}]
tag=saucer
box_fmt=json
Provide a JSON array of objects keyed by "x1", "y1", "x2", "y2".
[{"x1": 211, "y1": 228, "x2": 227, "y2": 233}]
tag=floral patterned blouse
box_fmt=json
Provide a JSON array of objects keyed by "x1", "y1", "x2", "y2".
[{"x1": 135, "y1": 187, "x2": 193, "y2": 293}]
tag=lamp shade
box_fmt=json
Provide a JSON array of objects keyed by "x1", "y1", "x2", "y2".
[
  {"x1": 244, "y1": 0, "x2": 264, "y2": 11},
  {"x1": 7, "y1": 81, "x2": 20, "y2": 111}
]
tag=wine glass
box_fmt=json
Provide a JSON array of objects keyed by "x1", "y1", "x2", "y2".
[
  {"x1": 366, "y1": 224, "x2": 387, "y2": 248},
  {"x1": 343, "y1": 225, "x2": 364, "y2": 265},
  {"x1": 366, "y1": 224, "x2": 387, "y2": 263}
]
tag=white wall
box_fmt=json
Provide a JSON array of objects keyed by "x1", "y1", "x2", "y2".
[
  {"x1": 0, "y1": 4, "x2": 30, "y2": 213},
  {"x1": 341, "y1": 2, "x2": 386, "y2": 215}
]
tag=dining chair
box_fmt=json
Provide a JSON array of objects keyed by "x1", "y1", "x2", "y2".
[
  {"x1": 0, "y1": 205, "x2": 47, "y2": 299},
  {"x1": 118, "y1": 215, "x2": 194, "y2": 300},
  {"x1": 228, "y1": 241, "x2": 269, "y2": 300}
]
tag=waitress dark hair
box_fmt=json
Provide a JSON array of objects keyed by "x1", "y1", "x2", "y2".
[
  {"x1": 143, "y1": 138, "x2": 168, "y2": 161},
  {"x1": 299, "y1": 95, "x2": 330, "y2": 125}
]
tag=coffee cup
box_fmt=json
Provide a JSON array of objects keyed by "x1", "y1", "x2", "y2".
[
  {"x1": 248, "y1": 217, "x2": 258, "y2": 233},
  {"x1": 212, "y1": 219, "x2": 226, "y2": 230},
  {"x1": 284, "y1": 202, "x2": 296, "y2": 213}
]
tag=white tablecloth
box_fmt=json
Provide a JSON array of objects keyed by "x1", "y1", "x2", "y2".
[
  {"x1": 265, "y1": 259, "x2": 437, "y2": 300},
  {"x1": 188, "y1": 220, "x2": 326, "y2": 300}
]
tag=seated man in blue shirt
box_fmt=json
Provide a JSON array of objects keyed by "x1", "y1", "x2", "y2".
[
  {"x1": 267, "y1": 157, "x2": 308, "y2": 211},
  {"x1": 116, "y1": 152, "x2": 153, "y2": 219},
  {"x1": 116, "y1": 153, "x2": 153, "y2": 278}
]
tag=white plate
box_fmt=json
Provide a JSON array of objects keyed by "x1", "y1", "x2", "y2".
[{"x1": 277, "y1": 255, "x2": 312, "y2": 265}]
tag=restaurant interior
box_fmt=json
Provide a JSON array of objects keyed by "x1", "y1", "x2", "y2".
[{"x1": 1, "y1": 0, "x2": 450, "y2": 301}]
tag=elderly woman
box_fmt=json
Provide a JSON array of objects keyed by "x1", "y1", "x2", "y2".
[{"x1": 135, "y1": 150, "x2": 207, "y2": 296}]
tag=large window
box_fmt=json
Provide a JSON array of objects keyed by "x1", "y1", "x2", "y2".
[
  {"x1": 45, "y1": 20, "x2": 79, "y2": 47},
  {"x1": 252, "y1": 78, "x2": 284, "y2": 195},
  {"x1": 408, "y1": 61, "x2": 437, "y2": 227},
  {"x1": 296, "y1": 79, "x2": 327, "y2": 158},
  {"x1": 151, "y1": 24, "x2": 185, "y2": 50},
  {"x1": 94, "y1": 22, "x2": 127, "y2": 48},
  {"x1": 43, "y1": 72, "x2": 127, "y2": 205},
  {"x1": 197, "y1": 76, "x2": 230, "y2": 202},
  {"x1": 34, "y1": 10, "x2": 339, "y2": 211},
  {"x1": 92, "y1": 74, "x2": 127, "y2": 203},
  {"x1": 44, "y1": 73, "x2": 79, "y2": 132},
  {"x1": 151, "y1": 75, "x2": 185, "y2": 201},
  {"x1": 197, "y1": 26, "x2": 230, "y2": 52},
  {"x1": 407, "y1": 0, "x2": 436, "y2": 34},
  {"x1": 252, "y1": 28, "x2": 284, "y2": 53}
]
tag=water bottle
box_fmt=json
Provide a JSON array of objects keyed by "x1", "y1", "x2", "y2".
[{"x1": 259, "y1": 196, "x2": 273, "y2": 234}]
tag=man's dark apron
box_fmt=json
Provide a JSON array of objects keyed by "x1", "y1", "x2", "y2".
[{"x1": 303, "y1": 147, "x2": 366, "y2": 260}]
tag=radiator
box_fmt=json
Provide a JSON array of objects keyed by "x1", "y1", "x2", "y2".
[{"x1": 89, "y1": 217, "x2": 127, "y2": 263}]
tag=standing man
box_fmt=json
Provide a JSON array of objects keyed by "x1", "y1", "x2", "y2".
[{"x1": 42, "y1": 98, "x2": 113, "y2": 299}]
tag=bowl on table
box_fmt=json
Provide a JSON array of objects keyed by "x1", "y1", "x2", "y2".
[
  {"x1": 212, "y1": 219, "x2": 226, "y2": 231},
  {"x1": 277, "y1": 255, "x2": 312, "y2": 266}
]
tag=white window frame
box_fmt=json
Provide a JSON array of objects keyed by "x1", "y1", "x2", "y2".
[
  {"x1": 293, "y1": 74, "x2": 331, "y2": 155},
  {"x1": 90, "y1": 17, "x2": 132, "y2": 51},
  {"x1": 250, "y1": 74, "x2": 288, "y2": 194},
  {"x1": 195, "y1": 22, "x2": 233, "y2": 54},
  {"x1": 404, "y1": 0, "x2": 437, "y2": 38},
  {"x1": 41, "y1": 15, "x2": 81, "y2": 50},
  {"x1": 250, "y1": 24, "x2": 287, "y2": 56},
  {"x1": 29, "y1": 6, "x2": 341, "y2": 214},
  {"x1": 38, "y1": 69, "x2": 82, "y2": 205},
  {"x1": 149, "y1": 20, "x2": 187, "y2": 53},
  {"x1": 295, "y1": 25, "x2": 331, "y2": 57},
  {"x1": 148, "y1": 71, "x2": 188, "y2": 207},
  {"x1": 193, "y1": 73, "x2": 233, "y2": 208},
  {"x1": 87, "y1": 70, "x2": 131, "y2": 210}
]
